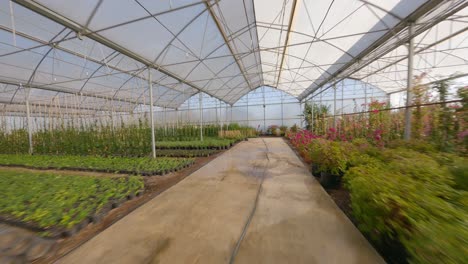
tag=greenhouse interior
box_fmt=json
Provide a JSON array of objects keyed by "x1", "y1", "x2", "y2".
[{"x1": 0, "y1": 0, "x2": 467, "y2": 263}]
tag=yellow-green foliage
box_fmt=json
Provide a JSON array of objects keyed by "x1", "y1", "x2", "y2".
[
  {"x1": 218, "y1": 130, "x2": 243, "y2": 139},
  {"x1": 344, "y1": 148, "x2": 468, "y2": 263},
  {"x1": 0, "y1": 170, "x2": 144, "y2": 232}
]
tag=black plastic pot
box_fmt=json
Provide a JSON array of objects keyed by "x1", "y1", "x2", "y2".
[
  {"x1": 311, "y1": 164, "x2": 320, "y2": 177},
  {"x1": 319, "y1": 171, "x2": 339, "y2": 188}
]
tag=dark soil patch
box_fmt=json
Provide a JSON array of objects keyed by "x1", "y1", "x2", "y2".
[
  {"x1": 23, "y1": 151, "x2": 226, "y2": 264},
  {"x1": 325, "y1": 183, "x2": 352, "y2": 218}
]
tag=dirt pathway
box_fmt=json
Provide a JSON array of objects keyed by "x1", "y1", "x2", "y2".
[{"x1": 58, "y1": 138, "x2": 384, "y2": 264}]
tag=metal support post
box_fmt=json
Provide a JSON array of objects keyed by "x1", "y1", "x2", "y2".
[
  {"x1": 333, "y1": 84, "x2": 337, "y2": 128},
  {"x1": 199, "y1": 92, "x2": 203, "y2": 141},
  {"x1": 26, "y1": 97, "x2": 33, "y2": 155},
  {"x1": 148, "y1": 70, "x2": 156, "y2": 159},
  {"x1": 311, "y1": 99, "x2": 314, "y2": 132},
  {"x1": 246, "y1": 93, "x2": 249, "y2": 126},
  {"x1": 404, "y1": 22, "x2": 415, "y2": 141}
]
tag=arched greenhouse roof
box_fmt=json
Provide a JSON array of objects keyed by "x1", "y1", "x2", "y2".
[{"x1": 0, "y1": 0, "x2": 467, "y2": 111}]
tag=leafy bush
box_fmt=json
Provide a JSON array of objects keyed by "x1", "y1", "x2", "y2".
[
  {"x1": 351, "y1": 138, "x2": 381, "y2": 157},
  {"x1": 290, "y1": 124, "x2": 298, "y2": 133},
  {"x1": 446, "y1": 156, "x2": 468, "y2": 191},
  {"x1": 387, "y1": 139, "x2": 437, "y2": 154},
  {"x1": 344, "y1": 148, "x2": 468, "y2": 263},
  {"x1": 279, "y1": 125, "x2": 288, "y2": 136},
  {"x1": 267, "y1": 125, "x2": 280, "y2": 136},
  {"x1": 308, "y1": 139, "x2": 351, "y2": 175},
  {"x1": 308, "y1": 138, "x2": 328, "y2": 164}
]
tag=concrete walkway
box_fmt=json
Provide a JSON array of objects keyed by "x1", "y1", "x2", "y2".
[{"x1": 59, "y1": 138, "x2": 384, "y2": 264}]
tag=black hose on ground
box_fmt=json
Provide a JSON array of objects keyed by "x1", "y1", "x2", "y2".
[{"x1": 229, "y1": 138, "x2": 270, "y2": 264}]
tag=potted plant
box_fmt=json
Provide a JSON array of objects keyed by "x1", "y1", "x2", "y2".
[
  {"x1": 267, "y1": 125, "x2": 280, "y2": 136},
  {"x1": 309, "y1": 140, "x2": 348, "y2": 188},
  {"x1": 307, "y1": 138, "x2": 329, "y2": 177},
  {"x1": 279, "y1": 126, "x2": 288, "y2": 136}
]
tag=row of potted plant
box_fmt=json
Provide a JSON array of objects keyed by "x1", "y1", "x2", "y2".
[
  {"x1": 286, "y1": 129, "x2": 468, "y2": 263},
  {"x1": 0, "y1": 170, "x2": 144, "y2": 237},
  {"x1": 0, "y1": 117, "x2": 256, "y2": 156},
  {"x1": 0, "y1": 154, "x2": 194, "y2": 175}
]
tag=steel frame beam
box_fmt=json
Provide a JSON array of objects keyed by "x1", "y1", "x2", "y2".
[
  {"x1": 0, "y1": 99, "x2": 129, "y2": 113},
  {"x1": 305, "y1": 1, "x2": 467, "y2": 101},
  {"x1": 275, "y1": 0, "x2": 298, "y2": 87},
  {"x1": 404, "y1": 23, "x2": 414, "y2": 141},
  {"x1": 0, "y1": 26, "x2": 151, "y2": 105},
  {"x1": 299, "y1": 0, "x2": 447, "y2": 100},
  {"x1": 204, "y1": 0, "x2": 252, "y2": 90},
  {"x1": 14, "y1": 0, "x2": 231, "y2": 105},
  {"x1": 354, "y1": 26, "x2": 468, "y2": 82},
  {"x1": 0, "y1": 79, "x2": 139, "y2": 108}
]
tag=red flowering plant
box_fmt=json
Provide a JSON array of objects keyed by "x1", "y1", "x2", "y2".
[
  {"x1": 366, "y1": 99, "x2": 389, "y2": 146},
  {"x1": 289, "y1": 129, "x2": 319, "y2": 145},
  {"x1": 288, "y1": 129, "x2": 321, "y2": 159},
  {"x1": 326, "y1": 127, "x2": 338, "y2": 141}
]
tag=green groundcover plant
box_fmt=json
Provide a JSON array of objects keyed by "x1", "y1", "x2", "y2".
[
  {"x1": 0, "y1": 154, "x2": 194, "y2": 175},
  {"x1": 0, "y1": 170, "x2": 144, "y2": 233}
]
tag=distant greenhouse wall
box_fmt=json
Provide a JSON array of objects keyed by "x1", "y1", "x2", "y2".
[{"x1": 0, "y1": 80, "x2": 390, "y2": 133}]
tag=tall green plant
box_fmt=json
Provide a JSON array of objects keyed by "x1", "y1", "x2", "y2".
[
  {"x1": 433, "y1": 79, "x2": 454, "y2": 151},
  {"x1": 304, "y1": 102, "x2": 330, "y2": 135}
]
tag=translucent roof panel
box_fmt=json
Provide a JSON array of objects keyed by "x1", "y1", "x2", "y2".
[
  {"x1": 350, "y1": 6, "x2": 468, "y2": 93},
  {"x1": 0, "y1": 0, "x2": 465, "y2": 111}
]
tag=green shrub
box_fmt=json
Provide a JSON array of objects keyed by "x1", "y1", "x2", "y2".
[
  {"x1": 308, "y1": 138, "x2": 328, "y2": 164},
  {"x1": 308, "y1": 139, "x2": 350, "y2": 175},
  {"x1": 344, "y1": 149, "x2": 467, "y2": 263},
  {"x1": 381, "y1": 148, "x2": 454, "y2": 185},
  {"x1": 447, "y1": 157, "x2": 468, "y2": 191},
  {"x1": 351, "y1": 138, "x2": 381, "y2": 158},
  {"x1": 279, "y1": 126, "x2": 288, "y2": 136},
  {"x1": 387, "y1": 139, "x2": 437, "y2": 154},
  {"x1": 290, "y1": 124, "x2": 298, "y2": 133}
]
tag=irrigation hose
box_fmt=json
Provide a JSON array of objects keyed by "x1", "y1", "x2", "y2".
[{"x1": 229, "y1": 138, "x2": 270, "y2": 264}]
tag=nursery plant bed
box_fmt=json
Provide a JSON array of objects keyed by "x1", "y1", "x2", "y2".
[
  {"x1": 154, "y1": 138, "x2": 238, "y2": 150},
  {"x1": 33, "y1": 148, "x2": 226, "y2": 264},
  {"x1": 0, "y1": 154, "x2": 194, "y2": 176},
  {"x1": 152, "y1": 149, "x2": 220, "y2": 157},
  {"x1": 0, "y1": 169, "x2": 144, "y2": 238}
]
